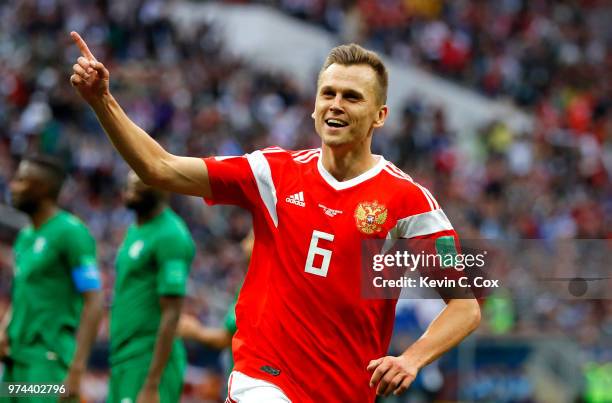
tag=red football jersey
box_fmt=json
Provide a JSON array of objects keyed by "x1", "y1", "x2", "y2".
[{"x1": 203, "y1": 147, "x2": 458, "y2": 402}]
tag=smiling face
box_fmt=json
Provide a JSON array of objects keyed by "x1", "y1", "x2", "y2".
[{"x1": 313, "y1": 63, "x2": 388, "y2": 150}]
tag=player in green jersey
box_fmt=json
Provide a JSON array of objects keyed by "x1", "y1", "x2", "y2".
[
  {"x1": 108, "y1": 171, "x2": 195, "y2": 403},
  {"x1": 0, "y1": 155, "x2": 104, "y2": 402}
]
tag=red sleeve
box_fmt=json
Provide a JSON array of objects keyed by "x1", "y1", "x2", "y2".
[{"x1": 202, "y1": 156, "x2": 259, "y2": 210}]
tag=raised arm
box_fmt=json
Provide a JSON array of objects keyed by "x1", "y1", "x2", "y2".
[{"x1": 69, "y1": 31, "x2": 211, "y2": 198}]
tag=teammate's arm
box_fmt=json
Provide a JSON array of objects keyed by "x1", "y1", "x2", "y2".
[
  {"x1": 178, "y1": 314, "x2": 233, "y2": 349},
  {"x1": 368, "y1": 298, "x2": 480, "y2": 397},
  {"x1": 69, "y1": 31, "x2": 211, "y2": 198},
  {"x1": 0, "y1": 305, "x2": 11, "y2": 360},
  {"x1": 137, "y1": 296, "x2": 182, "y2": 403},
  {"x1": 63, "y1": 290, "x2": 104, "y2": 400}
]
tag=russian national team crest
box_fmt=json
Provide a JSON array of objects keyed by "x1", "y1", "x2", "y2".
[{"x1": 354, "y1": 201, "x2": 388, "y2": 234}]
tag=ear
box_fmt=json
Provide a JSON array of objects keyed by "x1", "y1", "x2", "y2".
[
  {"x1": 372, "y1": 105, "x2": 389, "y2": 129},
  {"x1": 311, "y1": 111, "x2": 315, "y2": 120}
]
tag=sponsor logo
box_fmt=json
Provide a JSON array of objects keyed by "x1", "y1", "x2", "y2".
[
  {"x1": 128, "y1": 240, "x2": 144, "y2": 259},
  {"x1": 354, "y1": 201, "x2": 388, "y2": 234},
  {"x1": 318, "y1": 203, "x2": 343, "y2": 217},
  {"x1": 260, "y1": 365, "x2": 281, "y2": 376},
  {"x1": 33, "y1": 237, "x2": 46, "y2": 253},
  {"x1": 286, "y1": 191, "x2": 305, "y2": 207},
  {"x1": 45, "y1": 351, "x2": 58, "y2": 361}
]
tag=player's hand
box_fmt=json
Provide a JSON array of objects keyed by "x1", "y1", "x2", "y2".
[
  {"x1": 137, "y1": 383, "x2": 160, "y2": 403},
  {"x1": 0, "y1": 331, "x2": 8, "y2": 360},
  {"x1": 69, "y1": 31, "x2": 110, "y2": 104},
  {"x1": 60, "y1": 367, "x2": 82, "y2": 402},
  {"x1": 367, "y1": 355, "x2": 419, "y2": 397},
  {"x1": 177, "y1": 314, "x2": 202, "y2": 340}
]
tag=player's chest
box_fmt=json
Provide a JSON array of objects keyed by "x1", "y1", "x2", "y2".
[
  {"x1": 275, "y1": 179, "x2": 398, "y2": 239},
  {"x1": 13, "y1": 235, "x2": 62, "y2": 279},
  {"x1": 116, "y1": 235, "x2": 156, "y2": 279}
]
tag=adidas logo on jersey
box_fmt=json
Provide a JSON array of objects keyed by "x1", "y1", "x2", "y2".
[{"x1": 286, "y1": 191, "x2": 305, "y2": 207}]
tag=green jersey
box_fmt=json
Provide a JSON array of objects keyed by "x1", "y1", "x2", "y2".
[
  {"x1": 8, "y1": 210, "x2": 99, "y2": 367},
  {"x1": 110, "y1": 208, "x2": 195, "y2": 365}
]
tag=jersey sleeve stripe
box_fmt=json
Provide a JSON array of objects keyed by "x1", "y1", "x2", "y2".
[
  {"x1": 415, "y1": 183, "x2": 438, "y2": 210},
  {"x1": 386, "y1": 163, "x2": 414, "y2": 181},
  {"x1": 419, "y1": 185, "x2": 440, "y2": 210},
  {"x1": 297, "y1": 152, "x2": 320, "y2": 164},
  {"x1": 383, "y1": 165, "x2": 440, "y2": 210},
  {"x1": 293, "y1": 150, "x2": 319, "y2": 162},
  {"x1": 246, "y1": 151, "x2": 279, "y2": 228},
  {"x1": 261, "y1": 147, "x2": 286, "y2": 154},
  {"x1": 383, "y1": 166, "x2": 412, "y2": 182},
  {"x1": 394, "y1": 209, "x2": 453, "y2": 238},
  {"x1": 291, "y1": 148, "x2": 318, "y2": 157},
  {"x1": 215, "y1": 155, "x2": 240, "y2": 161},
  {"x1": 293, "y1": 149, "x2": 320, "y2": 162},
  {"x1": 419, "y1": 187, "x2": 435, "y2": 210}
]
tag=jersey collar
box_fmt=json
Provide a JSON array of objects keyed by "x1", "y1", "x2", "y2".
[{"x1": 316, "y1": 152, "x2": 386, "y2": 191}]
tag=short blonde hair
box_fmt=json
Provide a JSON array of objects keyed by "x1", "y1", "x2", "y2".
[{"x1": 319, "y1": 44, "x2": 388, "y2": 105}]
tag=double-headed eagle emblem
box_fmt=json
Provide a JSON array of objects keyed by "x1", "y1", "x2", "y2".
[{"x1": 354, "y1": 201, "x2": 388, "y2": 234}]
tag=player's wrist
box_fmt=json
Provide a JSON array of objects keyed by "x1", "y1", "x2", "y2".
[
  {"x1": 399, "y1": 350, "x2": 427, "y2": 371},
  {"x1": 88, "y1": 91, "x2": 112, "y2": 110}
]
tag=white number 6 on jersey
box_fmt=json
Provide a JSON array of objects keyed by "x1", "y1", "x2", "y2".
[{"x1": 304, "y1": 230, "x2": 334, "y2": 277}]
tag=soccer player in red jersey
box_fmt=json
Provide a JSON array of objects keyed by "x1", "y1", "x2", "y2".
[{"x1": 70, "y1": 32, "x2": 481, "y2": 402}]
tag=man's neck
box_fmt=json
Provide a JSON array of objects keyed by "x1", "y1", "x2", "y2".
[
  {"x1": 30, "y1": 201, "x2": 58, "y2": 229},
  {"x1": 136, "y1": 203, "x2": 165, "y2": 226},
  {"x1": 320, "y1": 145, "x2": 378, "y2": 182}
]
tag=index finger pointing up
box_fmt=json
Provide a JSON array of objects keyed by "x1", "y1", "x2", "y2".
[{"x1": 70, "y1": 31, "x2": 96, "y2": 61}]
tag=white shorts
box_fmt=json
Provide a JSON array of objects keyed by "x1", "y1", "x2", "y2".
[{"x1": 226, "y1": 371, "x2": 292, "y2": 402}]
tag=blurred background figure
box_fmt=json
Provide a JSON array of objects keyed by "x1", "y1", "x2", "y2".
[
  {"x1": 108, "y1": 171, "x2": 194, "y2": 403},
  {"x1": 1, "y1": 154, "x2": 103, "y2": 402}
]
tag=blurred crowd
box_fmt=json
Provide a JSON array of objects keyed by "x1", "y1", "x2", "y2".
[{"x1": 0, "y1": 0, "x2": 610, "y2": 401}]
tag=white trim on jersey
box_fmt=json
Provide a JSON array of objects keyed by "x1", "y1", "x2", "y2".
[
  {"x1": 384, "y1": 163, "x2": 413, "y2": 181},
  {"x1": 297, "y1": 152, "x2": 320, "y2": 164},
  {"x1": 383, "y1": 163, "x2": 439, "y2": 210},
  {"x1": 293, "y1": 149, "x2": 320, "y2": 163},
  {"x1": 417, "y1": 184, "x2": 439, "y2": 210},
  {"x1": 390, "y1": 209, "x2": 454, "y2": 238},
  {"x1": 291, "y1": 148, "x2": 319, "y2": 158},
  {"x1": 317, "y1": 154, "x2": 387, "y2": 190},
  {"x1": 246, "y1": 151, "x2": 279, "y2": 227},
  {"x1": 262, "y1": 147, "x2": 286, "y2": 154}
]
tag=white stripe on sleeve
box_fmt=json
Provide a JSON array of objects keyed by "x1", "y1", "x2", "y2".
[
  {"x1": 246, "y1": 151, "x2": 278, "y2": 227},
  {"x1": 393, "y1": 209, "x2": 453, "y2": 238}
]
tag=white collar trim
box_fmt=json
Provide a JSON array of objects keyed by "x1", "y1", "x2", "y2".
[{"x1": 316, "y1": 152, "x2": 386, "y2": 190}]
